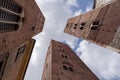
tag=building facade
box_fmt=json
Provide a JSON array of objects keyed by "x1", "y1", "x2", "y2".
[
  {"x1": 0, "y1": 0, "x2": 45, "y2": 55},
  {"x1": 64, "y1": 0, "x2": 120, "y2": 53},
  {"x1": 0, "y1": 39, "x2": 35, "y2": 80},
  {"x1": 42, "y1": 40, "x2": 98, "y2": 80},
  {"x1": 93, "y1": 0, "x2": 116, "y2": 9}
]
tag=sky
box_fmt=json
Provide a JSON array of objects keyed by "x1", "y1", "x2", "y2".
[{"x1": 24, "y1": 0, "x2": 120, "y2": 80}]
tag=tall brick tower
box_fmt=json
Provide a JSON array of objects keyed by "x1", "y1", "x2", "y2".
[
  {"x1": 0, "y1": 0, "x2": 45, "y2": 79},
  {"x1": 64, "y1": 0, "x2": 120, "y2": 53},
  {"x1": 0, "y1": 0, "x2": 45, "y2": 55},
  {"x1": 42, "y1": 40, "x2": 98, "y2": 80}
]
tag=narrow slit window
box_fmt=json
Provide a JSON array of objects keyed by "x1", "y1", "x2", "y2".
[
  {"x1": 15, "y1": 44, "x2": 26, "y2": 61},
  {"x1": 0, "y1": 61, "x2": 3, "y2": 72}
]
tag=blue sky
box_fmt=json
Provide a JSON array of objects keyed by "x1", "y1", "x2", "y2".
[{"x1": 25, "y1": 0, "x2": 120, "y2": 80}]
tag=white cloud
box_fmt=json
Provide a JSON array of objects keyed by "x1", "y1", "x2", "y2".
[
  {"x1": 66, "y1": 0, "x2": 79, "y2": 8},
  {"x1": 86, "y1": 2, "x2": 93, "y2": 12},
  {"x1": 74, "y1": 9, "x2": 82, "y2": 16},
  {"x1": 76, "y1": 40, "x2": 120, "y2": 80},
  {"x1": 25, "y1": 0, "x2": 79, "y2": 80},
  {"x1": 25, "y1": 0, "x2": 120, "y2": 80}
]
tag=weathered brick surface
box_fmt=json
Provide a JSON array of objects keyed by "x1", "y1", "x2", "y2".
[
  {"x1": 0, "y1": 0, "x2": 45, "y2": 55},
  {"x1": 95, "y1": 1, "x2": 117, "y2": 45},
  {"x1": 42, "y1": 40, "x2": 99, "y2": 80},
  {"x1": 87, "y1": 5, "x2": 108, "y2": 42},
  {"x1": 1, "y1": 39, "x2": 35, "y2": 80},
  {"x1": 76, "y1": 11, "x2": 93, "y2": 39},
  {"x1": 64, "y1": 0, "x2": 120, "y2": 53},
  {"x1": 64, "y1": 15, "x2": 81, "y2": 36}
]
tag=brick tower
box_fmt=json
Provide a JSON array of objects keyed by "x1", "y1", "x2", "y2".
[
  {"x1": 0, "y1": 0, "x2": 45, "y2": 55},
  {"x1": 64, "y1": 0, "x2": 120, "y2": 53},
  {"x1": 42, "y1": 40, "x2": 98, "y2": 80}
]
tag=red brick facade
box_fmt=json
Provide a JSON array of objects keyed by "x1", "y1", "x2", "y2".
[
  {"x1": 64, "y1": 0, "x2": 120, "y2": 53},
  {"x1": 0, "y1": 0, "x2": 45, "y2": 55},
  {"x1": 42, "y1": 40, "x2": 99, "y2": 80}
]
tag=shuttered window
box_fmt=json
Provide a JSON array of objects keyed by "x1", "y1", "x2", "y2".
[{"x1": 0, "y1": 0, "x2": 23, "y2": 33}]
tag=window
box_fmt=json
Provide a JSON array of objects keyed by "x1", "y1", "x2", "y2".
[
  {"x1": 1, "y1": 0, "x2": 22, "y2": 13},
  {"x1": 91, "y1": 21, "x2": 100, "y2": 30},
  {"x1": 62, "y1": 65, "x2": 73, "y2": 72},
  {"x1": 61, "y1": 55, "x2": 68, "y2": 59},
  {"x1": 73, "y1": 24, "x2": 77, "y2": 29},
  {"x1": 0, "y1": 61, "x2": 3, "y2": 72},
  {"x1": 63, "y1": 65, "x2": 68, "y2": 70},
  {"x1": 15, "y1": 44, "x2": 26, "y2": 61},
  {"x1": 0, "y1": 0, "x2": 24, "y2": 33},
  {"x1": 80, "y1": 23, "x2": 86, "y2": 30},
  {"x1": 0, "y1": 23, "x2": 19, "y2": 33},
  {"x1": 0, "y1": 53, "x2": 9, "y2": 79},
  {"x1": 68, "y1": 67, "x2": 73, "y2": 72}
]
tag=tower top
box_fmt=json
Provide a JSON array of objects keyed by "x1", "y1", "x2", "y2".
[{"x1": 93, "y1": 0, "x2": 115, "y2": 9}]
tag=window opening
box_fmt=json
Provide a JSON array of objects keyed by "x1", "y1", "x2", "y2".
[
  {"x1": 0, "y1": 23, "x2": 19, "y2": 32},
  {"x1": 80, "y1": 23, "x2": 86, "y2": 30},
  {"x1": 0, "y1": 0, "x2": 24, "y2": 33},
  {"x1": 15, "y1": 44, "x2": 26, "y2": 61},
  {"x1": 0, "y1": 61, "x2": 3, "y2": 72},
  {"x1": 68, "y1": 67, "x2": 73, "y2": 72},
  {"x1": 63, "y1": 65, "x2": 68, "y2": 70},
  {"x1": 91, "y1": 21, "x2": 100, "y2": 30},
  {"x1": 1, "y1": 0, "x2": 22, "y2": 13}
]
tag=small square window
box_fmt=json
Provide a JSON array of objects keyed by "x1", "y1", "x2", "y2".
[
  {"x1": 68, "y1": 67, "x2": 73, "y2": 72},
  {"x1": 75, "y1": 24, "x2": 78, "y2": 26},
  {"x1": 91, "y1": 21, "x2": 100, "y2": 30},
  {"x1": 15, "y1": 44, "x2": 26, "y2": 61},
  {"x1": 63, "y1": 65, "x2": 68, "y2": 70},
  {"x1": 80, "y1": 23, "x2": 86, "y2": 30},
  {"x1": 93, "y1": 21, "x2": 99, "y2": 25}
]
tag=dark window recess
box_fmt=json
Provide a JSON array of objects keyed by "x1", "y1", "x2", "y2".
[
  {"x1": 63, "y1": 65, "x2": 68, "y2": 70},
  {"x1": 93, "y1": 21, "x2": 99, "y2": 25},
  {"x1": 74, "y1": 27, "x2": 76, "y2": 29},
  {"x1": 75, "y1": 24, "x2": 77, "y2": 26},
  {"x1": 91, "y1": 21, "x2": 100, "y2": 30},
  {"x1": 0, "y1": 23, "x2": 19, "y2": 32},
  {"x1": 0, "y1": 10, "x2": 20, "y2": 22},
  {"x1": 80, "y1": 23, "x2": 86, "y2": 30},
  {"x1": 0, "y1": 61, "x2": 3, "y2": 72},
  {"x1": 68, "y1": 67, "x2": 73, "y2": 72},
  {"x1": 1, "y1": 0, "x2": 22, "y2": 13},
  {"x1": 0, "y1": 0, "x2": 23, "y2": 33},
  {"x1": 73, "y1": 24, "x2": 77, "y2": 29},
  {"x1": 31, "y1": 26, "x2": 36, "y2": 31},
  {"x1": 61, "y1": 55, "x2": 64, "y2": 58},
  {"x1": 15, "y1": 44, "x2": 26, "y2": 61},
  {"x1": 21, "y1": 17, "x2": 25, "y2": 23},
  {"x1": 64, "y1": 56, "x2": 67, "y2": 59},
  {"x1": 61, "y1": 55, "x2": 68, "y2": 59}
]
